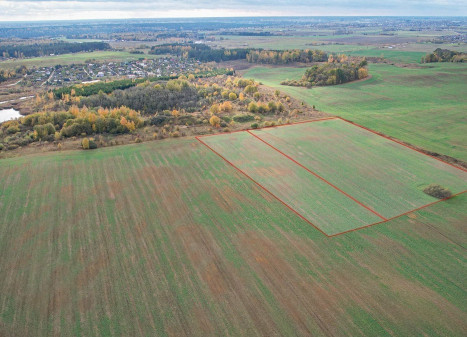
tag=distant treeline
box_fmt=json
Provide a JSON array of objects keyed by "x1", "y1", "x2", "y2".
[
  {"x1": 150, "y1": 43, "x2": 250, "y2": 62},
  {"x1": 246, "y1": 49, "x2": 328, "y2": 64},
  {"x1": 422, "y1": 48, "x2": 466, "y2": 63},
  {"x1": 0, "y1": 41, "x2": 111, "y2": 58},
  {"x1": 150, "y1": 43, "x2": 330, "y2": 65},
  {"x1": 52, "y1": 68, "x2": 233, "y2": 98},
  {"x1": 281, "y1": 57, "x2": 368, "y2": 87},
  {"x1": 220, "y1": 31, "x2": 274, "y2": 36}
]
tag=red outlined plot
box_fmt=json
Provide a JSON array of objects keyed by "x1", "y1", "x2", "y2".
[
  {"x1": 196, "y1": 117, "x2": 467, "y2": 237},
  {"x1": 246, "y1": 130, "x2": 387, "y2": 221}
]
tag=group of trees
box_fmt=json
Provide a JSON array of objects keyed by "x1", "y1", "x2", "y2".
[
  {"x1": 0, "y1": 41, "x2": 110, "y2": 59},
  {"x1": 246, "y1": 49, "x2": 328, "y2": 64},
  {"x1": 1, "y1": 105, "x2": 144, "y2": 148},
  {"x1": 52, "y1": 67, "x2": 233, "y2": 98},
  {"x1": 149, "y1": 43, "x2": 250, "y2": 62},
  {"x1": 0, "y1": 65, "x2": 28, "y2": 83},
  {"x1": 422, "y1": 48, "x2": 466, "y2": 63},
  {"x1": 281, "y1": 57, "x2": 368, "y2": 87},
  {"x1": 78, "y1": 79, "x2": 200, "y2": 114}
]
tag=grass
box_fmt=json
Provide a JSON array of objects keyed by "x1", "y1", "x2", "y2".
[
  {"x1": 251, "y1": 119, "x2": 467, "y2": 220},
  {"x1": 245, "y1": 62, "x2": 467, "y2": 161},
  {"x1": 0, "y1": 51, "x2": 165, "y2": 69},
  {"x1": 201, "y1": 130, "x2": 382, "y2": 235},
  {"x1": 0, "y1": 138, "x2": 466, "y2": 336}
]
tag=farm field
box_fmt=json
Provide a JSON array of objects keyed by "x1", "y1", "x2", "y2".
[
  {"x1": 199, "y1": 128, "x2": 383, "y2": 235},
  {"x1": 0, "y1": 51, "x2": 165, "y2": 70},
  {"x1": 245, "y1": 62, "x2": 467, "y2": 161},
  {"x1": 249, "y1": 119, "x2": 467, "y2": 220},
  {"x1": 1, "y1": 137, "x2": 467, "y2": 336},
  {"x1": 0, "y1": 139, "x2": 467, "y2": 336}
]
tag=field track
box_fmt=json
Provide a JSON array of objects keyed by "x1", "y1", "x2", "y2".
[{"x1": 198, "y1": 117, "x2": 467, "y2": 236}]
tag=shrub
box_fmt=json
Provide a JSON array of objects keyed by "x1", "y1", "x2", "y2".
[
  {"x1": 135, "y1": 137, "x2": 142, "y2": 143},
  {"x1": 81, "y1": 138, "x2": 90, "y2": 149},
  {"x1": 7, "y1": 125, "x2": 20, "y2": 134},
  {"x1": 250, "y1": 123, "x2": 259, "y2": 129},
  {"x1": 247, "y1": 102, "x2": 258, "y2": 113},
  {"x1": 228, "y1": 92, "x2": 237, "y2": 100},
  {"x1": 233, "y1": 114, "x2": 255, "y2": 123},
  {"x1": 423, "y1": 184, "x2": 452, "y2": 199},
  {"x1": 89, "y1": 139, "x2": 98, "y2": 149}
]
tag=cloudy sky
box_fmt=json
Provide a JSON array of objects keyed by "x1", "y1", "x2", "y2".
[{"x1": 0, "y1": 0, "x2": 465, "y2": 21}]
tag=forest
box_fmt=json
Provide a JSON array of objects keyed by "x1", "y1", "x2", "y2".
[
  {"x1": 149, "y1": 43, "x2": 250, "y2": 62},
  {"x1": 246, "y1": 49, "x2": 328, "y2": 64},
  {"x1": 0, "y1": 41, "x2": 111, "y2": 58}
]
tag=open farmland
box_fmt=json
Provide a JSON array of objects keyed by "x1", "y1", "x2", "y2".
[
  {"x1": 1, "y1": 136, "x2": 466, "y2": 337},
  {"x1": 201, "y1": 119, "x2": 467, "y2": 235},
  {"x1": 245, "y1": 63, "x2": 467, "y2": 161}
]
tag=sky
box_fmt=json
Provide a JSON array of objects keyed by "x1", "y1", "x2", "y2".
[{"x1": 0, "y1": 0, "x2": 465, "y2": 21}]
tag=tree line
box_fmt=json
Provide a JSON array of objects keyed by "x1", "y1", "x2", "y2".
[
  {"x1": 0, "y1": 41, "x2": 110, "y2": 59},
  {"x1": 246, "y1": 49, "x2": 328, "y2": 64},
  {"x1": 422, "y1": 48, "x2": 466, "y2": 63},
  {"x1": 149, "y1": 43, "x2": 250, "y2": 62},
  {"x1": 149, "y1": 43, "x2": 331, "y2": 65},
  {"x1": 281, "y1": 56, "x2": 368, "y2": 87}
]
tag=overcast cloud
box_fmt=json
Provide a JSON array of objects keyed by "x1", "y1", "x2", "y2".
[{"x1": 0, "y1": 0, "x2": 465, "y2": 21}]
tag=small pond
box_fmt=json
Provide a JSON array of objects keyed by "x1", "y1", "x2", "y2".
[{"x1": 0, "y1": 108, "x2": 21, "y2": 123}]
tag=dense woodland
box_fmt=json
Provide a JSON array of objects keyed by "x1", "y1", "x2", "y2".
[
  {"x1": 0, "y1": 41, "x2": 110, "y2": 58},
  {"x1": 150, "y1": 44, "x2": 330, "y2": 65},
  {"x1": 281, "y1": 56, "x2": 368, "y2": 87},
  {"x1": 150, "y1": 43, "x2": 250, "y2": 62},
  {"x1": 423, "y1": 48, "x2": 467, "y2": 63},
  {"x1": 246, "y1": 49, "x2": 328, "y2": 64}
]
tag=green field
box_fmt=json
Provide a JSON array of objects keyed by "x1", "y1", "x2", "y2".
[
  {"x1": 245, "y1": 63, "x2": 467, "y2": 161},
  {"x1": 1, "y1": 138, "x2": 466, "y2": 336},
  {"x1": 201, "y1": 130, "x2": 382, "y2": 235},
  {"x1": 250, "y1": 119, "x2": 467, "y2": 220},
  {"x1": 0, "y1": 51, "x2": 164, "y2": 70}
]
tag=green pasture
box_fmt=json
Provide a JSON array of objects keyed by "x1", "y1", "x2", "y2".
[{"x1": 245, "y1": 62, "x2": 467, "y2": 161}]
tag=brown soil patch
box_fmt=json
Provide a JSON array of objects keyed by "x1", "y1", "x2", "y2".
[{"x1": 76, "y1": 252, "x2": 109, "y2": 288}]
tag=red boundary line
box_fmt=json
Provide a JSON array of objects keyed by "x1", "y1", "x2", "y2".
[
  {"x1": 327, "y1": 190, "x2": 467, "y2": 237},
  {"x1": 197, "y1": 118, "x2": 467, "y2": 237},
  {"x1": 197, "y1": 116, "x2": 337, "y2": 139},
  {"x1": 246, "y1": 130, "x2": 387, "y2": 221}
]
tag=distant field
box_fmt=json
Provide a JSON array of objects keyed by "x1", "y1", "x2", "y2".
[
  {"x1": 0, "y1": 51, "x2": 164, "y2": 69},
  {"x1": 1, "y1": 137, "x2": 466, "y2": 336},
  {"x1": 245, "y1": 62, "x2": 467, "y2": 161}
]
